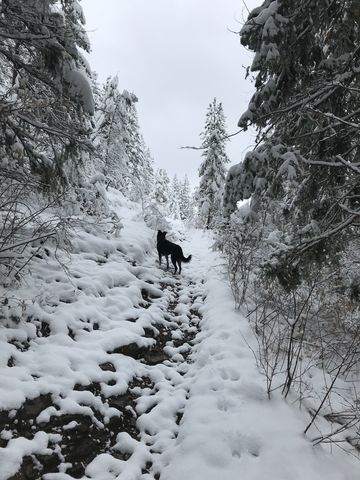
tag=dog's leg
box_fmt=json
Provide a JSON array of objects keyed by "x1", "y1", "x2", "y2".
[
  {"x1": 158, "y1": 253, "x2": 162, "y2": 266},
  {"x1": 171, "y1": 254, "x2": 177, "y2": 274},
  {"x1": 178, "y1": 261, "x2": 182, "y2": 274},
  {"x1": 166, "y1": 255, "x2": 169, "y2": 270}
]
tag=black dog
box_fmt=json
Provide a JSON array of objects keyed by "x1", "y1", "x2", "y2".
[{"x1": 157, "y1": 231, "x2": 192, "y2": 274}]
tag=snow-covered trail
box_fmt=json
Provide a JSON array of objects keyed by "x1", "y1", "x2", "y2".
[
  {"x1": 0, "y1": 195, "x2": 208, "y2": 480},
  {"x1": 0, "y1": 194, "x2": 359, "y2": 480},
  {"x1": 160, "y1": 232, "x2": 359, "y2": 480}
]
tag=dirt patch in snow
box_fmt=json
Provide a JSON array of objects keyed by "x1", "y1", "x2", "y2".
[
  {"x1": 4, "y1": 376, "x2": 153, "y2": 479},
  {"x1": 2, "y1": 273, "x2": 205, "y2": 479}
]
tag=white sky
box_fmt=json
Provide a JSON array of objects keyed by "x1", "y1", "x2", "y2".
[{"x1": 81, "y1": 0, "x2": 261, "y2": 188}]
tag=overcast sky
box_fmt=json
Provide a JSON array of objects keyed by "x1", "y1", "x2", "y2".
[{"x1": 81, "y1": 0, "x2": 261, "y2": 187}]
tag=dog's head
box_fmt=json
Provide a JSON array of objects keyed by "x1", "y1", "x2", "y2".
[{"x1": 157, "y1": 230, "x2": 167, "y2": 240}]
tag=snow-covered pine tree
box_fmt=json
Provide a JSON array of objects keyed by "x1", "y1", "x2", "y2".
[
  {"x1": 223, "y1": 0, "x2": 360, "y2": 286},
  {"x1": 0, "y1": 0, "x2": 94, "y2": 189},
  {"x1": 142, "y1": 146, "x2": 155, "y2": 201},
  {"x1": 169, "y1": 175, "x2": 182, "y2": 220},
  {"x1": 198, "y1": 98, "x2": 229, "y2": 229},
  {"x1": 0, "y1": 0, "x2": 98, "y2": 280},
  {"x1": 121, "y1": 91, "x2": 154, "y2": 205},
  {"x1": 179, "y1": 175, "x2": 193, "y2": 221},
  {"x1": 92, "y1": 75, "x2": 127, "y2": 189},
  {"x1": 152, "y1": 168, "x2": 171, "y2": 215}
]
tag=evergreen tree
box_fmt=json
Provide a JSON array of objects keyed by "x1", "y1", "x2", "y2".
[
  {"x1": 121, "y1": 91, "x2": 154, "y2": 204},
  {"x1": 198, "y1": 98, "x2": 229, "y2": 228},
  {"x1": 0, "y1": 0, "x2": 94, "y2": 189},
  {"x1": 179, "y1": 175, "x2": 193, "y2": 221},
  {"x1": 223, "y1": 0, "x2": 360, "y2": 286},
  {"x1": 152, "y1": 168, "x2": 171, "y2": 215},
  {"x1": 169, "y1": 175, "x2": 182, "y2": 220},
  {"x1": 0, "y1": 0, "x2": 101, "y2": 279},
  {"x1": 91, "y1": 82, "x2": 154, "y2": 204},
  {"x1": 92, "y1": 75, "x2": 127, "y2": 189}
]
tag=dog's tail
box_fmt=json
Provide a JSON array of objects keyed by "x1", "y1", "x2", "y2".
[{"x1": 182, "y1": 254, "x2": 192, "y2": 263}]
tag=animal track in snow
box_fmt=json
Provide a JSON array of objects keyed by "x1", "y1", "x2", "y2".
[
  {"x1": 213, "y1": 352, "x2": 225, "y2": 361},
  {"x1": 218, "y1": 331, "x2": 230, "y2": 340},
  {"x1": 229, "y1": 433, "x2": 262, "y2": 459},
  {"x1": 219, "y1": 366, "x2": 240, "y2": 382},
  {"x1": 216, "y1": 395, "x2": 236, "y2": 412}
]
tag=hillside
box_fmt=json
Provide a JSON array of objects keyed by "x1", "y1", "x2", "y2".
[{"x1": 0, "y1": 190, "x2": 358, "y2": 479}]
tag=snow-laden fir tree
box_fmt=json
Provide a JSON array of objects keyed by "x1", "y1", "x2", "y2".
[
  {"x1": 0, "y1": 0, "x2": 99, "y2": 281},
  {"x1": 92, "y1": 75, "x2": 127, "y2": 189},
  {"x1": 223, "y1": 0, "x2": 360, "y2": 287},
  {"x1": 0, "y1": 0, "x2": 94, "y2": 189},
  {"x1": 169, "y1": 175, "x2": 182, "y2": 220},
  {"x1": 179, "y1": 175, "x2": 193, "y2": 221},
  {"x1": 121, "y1": 91, "x2": 154, "y2": 205},
  {"x1": 152, "y1": 168, "x2": 171, "y2": 216},
  {"x1": 90, "y1": 80, "x2": 154, "y2": 206},
  {"x1": 198, "y1": 98, "x2": 229, "y2": 229}
]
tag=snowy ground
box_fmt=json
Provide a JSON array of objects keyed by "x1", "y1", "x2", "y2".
[{"x1": 0, "y1": 191, "x2": 359, "y2": 479}]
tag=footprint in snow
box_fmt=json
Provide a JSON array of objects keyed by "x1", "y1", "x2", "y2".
[
  {"x1": 218, "y1": 331, "x2": 231, "y2": 340},
  {"x1": 217, "y1": 395, "x2": 236, "y2": 412},
  {"x1": 230, "y1": 433, "x2": 261, "y2": 459},
  {"x1": 219, "y1": 367, "x2": 240, "y2": 382}
]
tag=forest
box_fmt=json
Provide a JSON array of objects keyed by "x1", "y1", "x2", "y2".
[{"x1": 0, "y1": 0, "x2": 359, "y2": 479}]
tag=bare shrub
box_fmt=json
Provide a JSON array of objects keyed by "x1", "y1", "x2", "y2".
[
  {"x1": 0, "y1": 170, "x2": 67, "y2": 286},
  {"x1": 222, "y1": 218, "x2": 263, "y2": 309},
  {"x1": 247, "y1": 274, "x2": 319, "y2": 399},
  {"x1": 244, "y1": 266, "x2": 360, "y2": 449}
]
